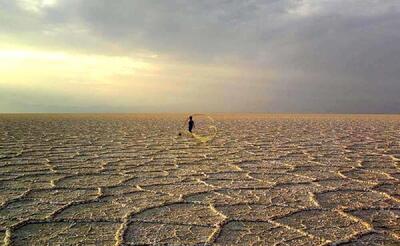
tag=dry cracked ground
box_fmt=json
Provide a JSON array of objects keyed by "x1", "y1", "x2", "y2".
[{"x1": 0, "y1": 114, "x2": 399, "y2": 245}]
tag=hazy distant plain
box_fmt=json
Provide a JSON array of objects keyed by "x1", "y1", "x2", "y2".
[{"x1": 0, "y1": 114, "x2": 399, "y2": 245}]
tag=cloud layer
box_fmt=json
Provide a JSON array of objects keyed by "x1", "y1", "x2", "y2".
[{"x1": 1, "y1": 0, "x2": 399, "y2": 113}]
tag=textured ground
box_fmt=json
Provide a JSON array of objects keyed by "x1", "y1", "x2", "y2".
[{"x1": 0, "y1": 114, "x2": 399, "y2": 246}]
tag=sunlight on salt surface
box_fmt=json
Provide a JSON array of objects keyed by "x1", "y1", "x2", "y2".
[{"x1": 0, "y1": 114, "x2": 399, "y2": 245}]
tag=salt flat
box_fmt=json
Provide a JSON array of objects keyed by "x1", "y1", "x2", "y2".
[{"x1": 0, "y1": 114, "x2": 399, "y2": 245}]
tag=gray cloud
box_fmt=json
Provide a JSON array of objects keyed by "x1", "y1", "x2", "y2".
[{"x1": 1, "y1": 0, "x2": 399, "y2": 113}]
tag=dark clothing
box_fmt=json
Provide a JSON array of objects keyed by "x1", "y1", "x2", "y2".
[{"x1": 188, "y1": 119, "x2": 194, "y2": 132}]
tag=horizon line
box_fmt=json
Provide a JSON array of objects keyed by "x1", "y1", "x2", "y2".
[{"x1": 0, "y1": 112, "x2": 399, "y2": 115}]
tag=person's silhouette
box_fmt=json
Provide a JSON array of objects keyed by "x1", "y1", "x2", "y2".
[{"x1": 188, "y1": 116, "x2": 195, "y2": 133}]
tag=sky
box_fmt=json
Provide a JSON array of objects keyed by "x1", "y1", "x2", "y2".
[{"x1": 0, "y1": 0, "x2": 399, "y2": 113}]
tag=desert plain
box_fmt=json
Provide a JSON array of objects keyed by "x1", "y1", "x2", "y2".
[{"x1": 0, "y1": 114, "x2": 399, "y2": 245}]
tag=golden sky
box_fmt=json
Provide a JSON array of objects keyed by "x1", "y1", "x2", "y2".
[{"x1": 0, "y1": 43, "x2": 274, "y2": 112}]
